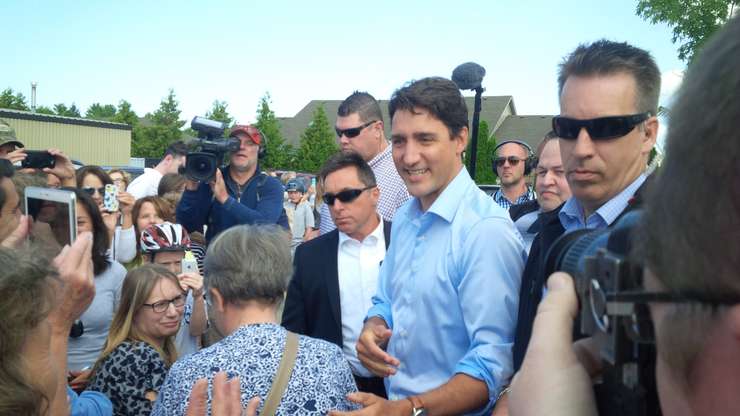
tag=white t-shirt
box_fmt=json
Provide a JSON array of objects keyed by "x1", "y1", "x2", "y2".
[{"x1": 127, "y1": 168, "x2": 163, "y2": 199}]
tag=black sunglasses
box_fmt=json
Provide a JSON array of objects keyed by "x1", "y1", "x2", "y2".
[
  {"x1": 552, "y1": 112, "x2": 651, "y2": 140},
  {"x1": 493, "y1": 156, "x2": 525, "y2": 168},
  {"x1": 335, "y1": 120, "x2": 378, "y2": 139},
  {"x1": 324, "y1": 186, "x2": 374, "y2": 206},
  {"x1": 82, "y1": 186, "x2": 106, "y2": 196}
]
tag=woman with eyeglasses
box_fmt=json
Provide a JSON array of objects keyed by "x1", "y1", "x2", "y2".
[
  {"x1": 76, "y1": 165, "x2": 138, "y2": 263},
  {"x1": 67, "y1": 189, "x2": 128, "y2": 390},
  {"x1": 108, "y1": 168, "x2": 132, "y2": 192},
  {"x1": 86, "y1": 263, "x2": 184, "y2": 416}
]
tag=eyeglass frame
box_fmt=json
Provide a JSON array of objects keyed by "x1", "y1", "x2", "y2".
[
  {"x1": 552, "y1": 112, "x2": 652, "y2": 140},
  {"x1": 82, "y1": 186, "x2": 106, "y2": 196},
  {"x1": 493, "y1": 156, "x2": 527, "y2": 168},
  {"x1": 142, "y1": 293, "x2": 187, "y2": 313},
  {"x1": 335, "y1": 120, "x2": 378, "y2": 139},
  {"x1": 324, "y1": 185, "x2": 375, "y2": 206}
]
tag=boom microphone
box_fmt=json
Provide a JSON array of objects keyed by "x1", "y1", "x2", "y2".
[{"x1": 452, "y1": 62, "x2": 486, "y2": 90}]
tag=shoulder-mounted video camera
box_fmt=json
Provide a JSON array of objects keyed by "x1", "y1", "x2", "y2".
[
  {"x1": 544, "y1": 210, "x2": 661, "y2": 416},
  {"x1": 184, "y1": 116, "x2": 240, "y2": 182}
]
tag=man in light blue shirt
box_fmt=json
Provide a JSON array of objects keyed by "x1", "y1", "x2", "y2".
[{"x1": 335, "y1": 77, "x2": 525, "y2": 416}]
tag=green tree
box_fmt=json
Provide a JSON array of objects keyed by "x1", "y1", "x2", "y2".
[
  {"x1": 111, "y1": 100, "x2": 139, "y2": 126},
  {"x1": 53, "y1": 103, "x2": 81, "y2": 117},
  {"x1": 205, "y1": 100, "x2": 233, "y2": 126},
  {"x1": 132, "y1": 90, "x2": 184, "y2": 158},
  {"x1": 636, "y1": 0, "x2": 738, "y2": 62},
  {"x1": 0, "y1": 88, "x2": 30, "y2": 111},
  {"x1": 464, "y1": 120, "x2": 497, "y2": 184},
  {"x1": 35, "y1": 105, "x2": 55, "y2": 115},
  {"x1": 295, "y1": 105, "x2": 338, "y2": 173},
  {"x1": 254, "y1": 93, "x2": 294, "y2": 170},
  {"x1": 85, "y1": 103, "x2": 117, "y2": 121},
  {"x1": 150, "y1": 89, "x2": 185, "y2": 128}
]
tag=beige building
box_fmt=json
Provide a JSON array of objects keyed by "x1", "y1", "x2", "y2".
[{"x1": 0, "y1": 108, "x2": 131, "y2": 166}]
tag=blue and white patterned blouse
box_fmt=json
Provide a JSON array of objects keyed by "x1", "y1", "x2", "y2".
[{"x1": 152, "y1": 323, "x2": 358, "y2": 416}]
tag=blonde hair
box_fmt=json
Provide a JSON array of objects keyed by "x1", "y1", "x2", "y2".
[{"x1": 91, "y1": 264, "x2": 182, "y2": 377}]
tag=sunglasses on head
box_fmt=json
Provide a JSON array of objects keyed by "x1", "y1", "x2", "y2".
[
  {"x1": 82, "y1": 186, "x2": 106, "y2": 196},
  {"x1": 493, "y1": 156, "x2": 525, "y2": 168},
  {"x1": 552, "y1": 112, "x2": 651, "y2": 140},
  {"x1": 324, "y1": 186, "x2": 374, "y2": 206},
  {"x1": 335, "y1": 120, "x2": 377, "y2": 139}
]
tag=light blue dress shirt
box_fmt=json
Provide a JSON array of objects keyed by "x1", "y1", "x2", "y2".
[
  {"x1": 558, "y1": 174, "x2": 647, "y2": 233},
  {"x1": 366, "y1": 167, "x2": 525, "y2": 415}
]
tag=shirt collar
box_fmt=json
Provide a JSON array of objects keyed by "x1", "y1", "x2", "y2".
[
  {"x1": 407, "y1": 166, "x2": 470, "y2": 223},
  {"x1": 559, "y1": 173, "x2": 647, "y2": 231},
  {"x1": 338, "y1": 214, "x2": 384, "y2": 246}
]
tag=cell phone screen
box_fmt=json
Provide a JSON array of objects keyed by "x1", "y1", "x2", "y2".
[{"x1": 26, "y1": 189, "x2": 76, "y2": 252}]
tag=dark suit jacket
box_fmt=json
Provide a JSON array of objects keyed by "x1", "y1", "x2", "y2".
[
  {"x1": 282, "y1": 221, "x2": 392, "y2": 347},
  {"x1": 512, "y1": 180, "x2": 649, "y2": 371}
]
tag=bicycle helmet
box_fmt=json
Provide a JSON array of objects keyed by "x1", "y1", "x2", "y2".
[{"x1": 140, "y1": 222, "x2": 191, "y2": 254}]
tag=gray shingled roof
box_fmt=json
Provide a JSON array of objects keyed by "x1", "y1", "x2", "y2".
[
  {"x1": 278, "y1": 96, "x2": 516, "y2": 146},
  {"x1": 492, "y1": 115, "x2": 554, "y2": 150}
]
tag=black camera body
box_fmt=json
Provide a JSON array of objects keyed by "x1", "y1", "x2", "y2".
[
  {"x1": 545, "y1": 211, "x2": 660, "y2": 416},
  {"x1": 21, "y1": 150, "x2": 55, "y2": 170},
  {"x1": 185, "y1": 116, "x2": 240, "y2": 183}
]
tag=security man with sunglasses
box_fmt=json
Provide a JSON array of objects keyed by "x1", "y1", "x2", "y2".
[
  {"x1": 494, "y1": 39, "x2": 660, "y2": 414},
  {"x1": 319, "y1": 92, "x2": 409, "y2": 235},
  {"x1": 491, "y1": 140, "x2": 536, "y2": 209},
  {"x1": 283, "y1": 152, "x2": 391, "y2": 398}
]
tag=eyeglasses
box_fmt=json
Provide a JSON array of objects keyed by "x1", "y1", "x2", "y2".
[
  {"x1": 552, "y1": 113, "x2": 651, "y2": 140},
  {"x1": 586, "y1": 282, "x2": 740, "y2": 343},
  {"x1": 143, "y1": 294, "x2": 186, "y2": 313},
  {"x1": 335, "y1": 120, "x2": 378, "y2": 139},
  {"x1": 493, "y1": 156, "x2": 526, "y2": 168},
  {"x1": 82, "y1": 186, "x2": 106, "y2": 196},
  {"x1": 324, "y1": 186, "x2": 374, "y2": 206}
]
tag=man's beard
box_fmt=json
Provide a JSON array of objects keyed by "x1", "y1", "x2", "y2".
[{"x1": 231, "y1": 159, "x2": 254, "y2": 173}]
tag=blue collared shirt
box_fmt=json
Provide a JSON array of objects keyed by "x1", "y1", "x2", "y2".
[
  {"x1": 559, "y1": 174, "x2": 647, "y2": 233},
  {"x1": 366, "y1": 167, "x2": 525, "y2": 414}
]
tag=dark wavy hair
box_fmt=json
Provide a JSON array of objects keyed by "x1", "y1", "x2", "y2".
[
  {"x1": 75, "y1": 165, "x2": 113, "y2": 188},
  {"x1": 388, "y1": 77, "x2": 469, "y2": 139},
  {"x1": 0, "y1": 245, "x2": 56, "y2": 415},
  {"x1": 67, "y1": 188, "x2": 111, "y2": 275}
]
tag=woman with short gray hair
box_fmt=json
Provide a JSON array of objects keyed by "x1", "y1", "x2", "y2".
[{"x1": 153, "y1": 224, "x2": 358, "y2": 416}]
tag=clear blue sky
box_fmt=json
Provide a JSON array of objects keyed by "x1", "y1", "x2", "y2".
[{"x1": 2, "y1": 1, "x2": 684, "y2": 132}]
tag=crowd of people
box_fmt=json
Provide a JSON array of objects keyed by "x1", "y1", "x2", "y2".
[{"x1": 1, "y1": 14, "x2": 739, "y2": 416}]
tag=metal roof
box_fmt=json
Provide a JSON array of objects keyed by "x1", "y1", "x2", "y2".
[{"x1": 0, "y1": 108, "x2": 132, "y2": 131}]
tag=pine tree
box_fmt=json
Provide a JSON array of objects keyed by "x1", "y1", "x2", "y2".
[
  {"x1": 464, "y1": 120, "x2": 498, "y2": 184},
  {"x1": 133, "y1": 90, "x2": 184, "y2": 158},
  {"x1": 295, "y1": 105, "x2": 339, "y2": 173},
  {"x1": 254, "y1": 93, "x2": 294, "y2": 170},
  {"x1": 86, "y1": 103, "x2": 117, "y2": 121},
  {"x1": 205, "y1": 100, "x2": 233, "y2": 126}
]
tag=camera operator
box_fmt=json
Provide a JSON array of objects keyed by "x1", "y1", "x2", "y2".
[
  {"x1": 509, "y1": 16, "x2": 740, "y2": 416},
  {"x1": 177, "y1": 124, "x2": 288, "y2": 243},
  {"x1": 494, "y1": 40, "x2": 661, "y2": 414}
]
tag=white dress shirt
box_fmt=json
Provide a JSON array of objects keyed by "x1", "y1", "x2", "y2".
[{"x1": 337, "y1": 217, "x2": 385, "y2": 377}]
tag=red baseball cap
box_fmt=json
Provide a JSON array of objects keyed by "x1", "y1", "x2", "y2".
[{"x1": 230, "y1": 124, "x2": 262, "y2": 145}]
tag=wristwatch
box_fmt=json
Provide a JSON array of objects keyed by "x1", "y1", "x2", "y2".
[{"x1": 406, "y1": 396, "x2": 427, "y2": 416}]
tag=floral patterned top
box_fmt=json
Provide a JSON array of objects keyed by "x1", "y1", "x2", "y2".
[
  {"x1": 152, "y1": 323, "x2": 359, "y2": 415},
  {"x1": 87, "y1": 341, "x2": 168, "y2": 416}
]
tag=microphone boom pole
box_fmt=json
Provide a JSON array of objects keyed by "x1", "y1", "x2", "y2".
[
  {"x1": 469, "y1": 86, "x2": 483, "y2": 180},
  {"x1": 451, "y1": 62, "x2": 486, "y2": 181}
]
